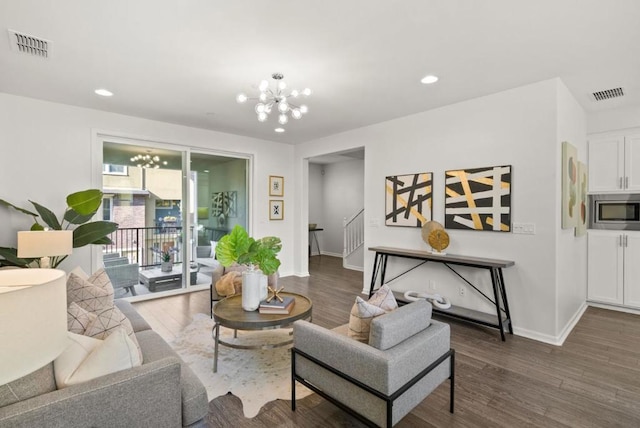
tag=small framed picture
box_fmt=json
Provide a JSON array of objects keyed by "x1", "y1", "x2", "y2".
[
  {"x1": 269, "y1": 200, "x2": 284, "y2": 220},
  {"x1": 269, "y1": 175, "x2": 284, "y2": 196}
]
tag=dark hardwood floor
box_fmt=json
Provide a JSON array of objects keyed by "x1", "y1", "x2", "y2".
[{"x1": 133, "y1": 256, "x2": 640, "y2": 427}]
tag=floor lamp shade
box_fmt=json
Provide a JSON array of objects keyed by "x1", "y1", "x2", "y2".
[{"x1": 0, "y1": 269, "x2": 68, "y2": 385}]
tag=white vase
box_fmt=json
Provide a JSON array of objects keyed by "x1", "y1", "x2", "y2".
[
  {"x1": 259, "y1": 273, "x2": 268, "y2": 301},
  {"x1": 242, "y1": 268, "x2": 262, "y2": 311}
]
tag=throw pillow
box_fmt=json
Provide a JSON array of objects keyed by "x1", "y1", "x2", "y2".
[
  {"x1": 210, "y1": 240, "x2": 218, "y2": 258},
  {"x1": 367, "y1": 284, "x2": 398, "y2": 311},
  {"x1": 68, "y1": 266, "x2": 89, "y2": 281},
  {"x1": 215, "y1": 271, "x2": 243, "y2": 297},
  {"x1": 348, "y1": 296, "x2": 387, "y2": 342},
  {"x1": 66, "y1": 271, "x2": 114, "y2": 312},
  {"x1": 54, "y1": 329, "x2": 142, "y2": 389},
  {"x1": 53, "y1": 332, "x2": 101, "y2": 388},
  {"x1": 86, "y1": 268, "x2": 115, "y2": 298},
  {"x1": 67, "y1": 302, "x2": 97, "y2": 335},
  {"x1": 347, "y1": 285, "x2": 398, "y2": 343},
  {"x1": 83, "y1": 304, "x2": 143, "y2": 362}
]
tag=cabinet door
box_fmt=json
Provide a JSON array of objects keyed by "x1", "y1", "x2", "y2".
[
  {"x1": 623, "y1": 233, "x2": 640, "y2": 308},
  {"x1": 624, "y1": 135, "x2": 640, "y2": 191},
  {"x1": 588, "y1": 231, "x2": 624, "y2": 305},
  {"x1": 588, "y1": 136, "x2": 625, "y2": 192}
]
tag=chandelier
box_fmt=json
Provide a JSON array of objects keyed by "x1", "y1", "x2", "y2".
[
  {"x1": 130, "y1": 153, "x2": 168, "y2": 169},
  {"x1": 236, "y1": 73, "x2": 311, "y2": 126}
]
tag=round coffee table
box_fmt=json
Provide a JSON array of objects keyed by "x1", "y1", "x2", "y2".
[{"x1": 211, "y1": 292, "x2": 312, "y2": 372}]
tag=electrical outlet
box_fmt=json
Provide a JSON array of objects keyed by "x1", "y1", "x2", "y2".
[
  {"x1": 429, "y1": 280, "x2": 436, "y2": 290},
  {"x1": 459, "y1": 286, "x2": 465, "y2": 296}
]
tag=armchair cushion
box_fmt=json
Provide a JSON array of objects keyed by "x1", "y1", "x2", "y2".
[{"x1": 369, "y1": 299, "x2": 432, "y2": 351}]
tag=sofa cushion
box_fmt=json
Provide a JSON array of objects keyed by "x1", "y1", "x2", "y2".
[
  {"x1": 67, "y1": 301, "x2": 97, "y2": 334},
  {"x1": 0, "y1": 364, "x2": 56, "y2": 408},
  {"x1": 348, "y1": 285, "x2": 398, "y2": 343},
  {"x1": 369, "y1": 300, "x2": 433, "y2": 350},
  {"x1": 55, "y1": 329, "x2": 142, "y2": 389},
  {"x1": 136, "y1": 329, "x2": 209, "y2": 426}
]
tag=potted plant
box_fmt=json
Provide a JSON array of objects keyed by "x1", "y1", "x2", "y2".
[
  {"x1": 0, "y1": 189, "x2": 118, "y2": 268},
  {"x1": 215, "y1": 225, "x2": 282, "y2": 311}
]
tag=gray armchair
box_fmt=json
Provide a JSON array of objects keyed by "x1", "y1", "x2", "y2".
[
  {"x1": 292, "y1": 300, "x2": 454, "y2": 428},
  {"x1": 104, "y1": 259, "x2": 139, "y2": 296}
]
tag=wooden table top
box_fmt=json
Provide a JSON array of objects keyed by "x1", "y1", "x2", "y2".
[
  {"x1": 369, "y1": 246, "x2": 515, "y2": 268},
  {"x1": 213, "y1": 292, "x2": 313, "y2": 330}
]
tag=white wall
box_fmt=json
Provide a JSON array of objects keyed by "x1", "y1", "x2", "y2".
[
  {"x1": 321, "y1": 159, "x2": 364, "y2": 257},
  {"x1": 294, "y1": 78, "x2": 586, "y2": 343},
  {"x1": 308, "y1": 163, "x2": 325, "y2": 247},
  {"x1": 0, "y1": 93, "x2": 294, "y2": 276},
  {"x1": 555, "y1": 80, "x2": 588, "y2": 340},
  {"x1": 588, "y1": 105, "x2": 640, "y2": 134}
]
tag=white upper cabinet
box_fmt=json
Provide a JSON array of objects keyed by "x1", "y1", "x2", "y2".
[{"x1": 588, "y1": 133, "x2": 640, "y2": 193}]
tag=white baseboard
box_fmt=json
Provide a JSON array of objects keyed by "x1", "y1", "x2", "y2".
[
  {"x1": 513, "y1": 302, "x2": 588, "y2": 346},
  {"x1": 343, "y1": 263, "x2": 364, "y2": 272},
  {"x1": 319, "y1": 251, "x2": 342, "y2": 258}
]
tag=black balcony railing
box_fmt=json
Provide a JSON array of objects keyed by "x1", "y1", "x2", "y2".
[
  {"x1": 103, "y1": 226, "x2": 190, "y2": 268},
  {"x1": 103, "y1": 225, "x2": 234, "y2": 267}
]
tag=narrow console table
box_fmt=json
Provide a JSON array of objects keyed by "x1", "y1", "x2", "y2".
[{"x1": 368, "y1": 246, "x2": 515, "y2": 341}]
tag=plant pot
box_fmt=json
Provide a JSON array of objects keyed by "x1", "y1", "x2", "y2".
[
  {"x1": 242, "y1": 268, "x2": 264, "y2": 311},
  {"x1": 161, "y1": 261, "x2": 173, "y2": 272}
]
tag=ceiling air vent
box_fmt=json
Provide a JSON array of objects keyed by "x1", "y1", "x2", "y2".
[
  {"x1": 592, "y1": 87, "x2": 624, "y2": 101},
  {"x1": 7, "y1": 29, "x2": 52, "y2": 58}
]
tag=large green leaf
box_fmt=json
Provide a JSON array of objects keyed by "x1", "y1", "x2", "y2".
[
  {"x1": 215, "y1": 225, "x2": 252, "y2": 267},
  {"x1": 73, "y1": 221, "x2": 118, "y2": 248},
  {"x1": 67, "y1": 189, "x2": 103, "y2": 216},
  {"x1": 91, "y1": 236, "x2": 113, "y2": 245},
  {"x1": 30, "y1": 201, "x2": 61, "y2": 230},
  {"x1": 0, "y1": 247, "x2": 31, "y2": 267},
  {"x1": 0, "y1": 199, "x2": 38, "y2": 217},
  {"x1": 64, "y1": 208, "x2": 95, "y2": 225}
]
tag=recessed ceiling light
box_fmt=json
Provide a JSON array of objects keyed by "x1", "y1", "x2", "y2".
[
  {"x1": 420, "y1": 75, "x2": 439, "y2": 84},
  {"x1": 274, "y1": 128, "x2": 285, "y2": 133},
  {"x1": 94, "y1": 88, "x2": 113, "y2": 97}
]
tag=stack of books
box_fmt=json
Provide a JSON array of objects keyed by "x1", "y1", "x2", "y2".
[{"x1": 259, "y1": 296, "x2": 295, "y2": 314}]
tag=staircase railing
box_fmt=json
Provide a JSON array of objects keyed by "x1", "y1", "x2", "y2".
[{"x1": 343, "y1": 208, "x2": 364, "y2": 260}]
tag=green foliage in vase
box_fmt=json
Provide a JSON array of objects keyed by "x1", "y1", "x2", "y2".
[
  {"x1": 0, "y1": 189, "x2": 118, "y2": 268},
  {"x1": 215, "y1": 225, "x2": 282, "y2": 275}
]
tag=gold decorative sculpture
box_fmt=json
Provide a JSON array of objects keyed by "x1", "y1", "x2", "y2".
[
  {"x1": 266, "y1": 286, "x2": 285, "y2": 303},
  {"x1": 421, "y1": 221, "x2": 450, "y2": 254}
]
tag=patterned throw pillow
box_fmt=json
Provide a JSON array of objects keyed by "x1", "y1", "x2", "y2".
[
  {"x1": 66, "y1": 270, "x2": 114, "y2": 312},
  {"x1": 348, "y1": 285, "x2": 398, "y2": 343},
  {"x1": 83, "y1": 304, "x2": 143, "y2": 362},
  {"x1": 67, "y1": 302, "x2": 97, "y2": 334}
]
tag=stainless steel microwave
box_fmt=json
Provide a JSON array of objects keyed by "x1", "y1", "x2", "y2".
[{"x1": 588, "y1": 194, "x2": 640, "y2": 230}]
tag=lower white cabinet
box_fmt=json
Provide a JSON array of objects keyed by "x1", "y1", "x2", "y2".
[{"x1": 588, "y1": 230, "x2": 640, "y2": 309}]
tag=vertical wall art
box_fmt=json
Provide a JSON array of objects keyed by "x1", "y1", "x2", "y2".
[
  {"x1": 575, "y1": 161, "x2": 588, "y2": 237},
  {"x1": 445, "y1": 165, "x2": 512, "y2": 232},
  {"x1": 385, "y1": 172, "x2": 433, "y2": 227},
  {"x1": 269, "y1": 200, "x2": 284, "y2": 220},
  {"x1": 562, "y1": 141, "x2": 578, "y2": 229},
  {"x1": 269, "y1": 176, "x2": 284, "y2": 196}
]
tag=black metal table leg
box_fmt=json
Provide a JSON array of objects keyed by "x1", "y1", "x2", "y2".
[{"x1": 490, "y1": 268, "x2": 506, "y2": 341}]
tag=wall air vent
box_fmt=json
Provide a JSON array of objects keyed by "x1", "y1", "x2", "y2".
[
  {"x1": 592, "y1": 87, "x2": 624, "y2": 101},
  {"x1": 7, "y1": 29, "x2": 52, "y2": 58}
]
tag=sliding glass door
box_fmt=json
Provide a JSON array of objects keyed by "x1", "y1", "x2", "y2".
[{"x1": 101, "y1": 141, "x2": 248, "y2": 300}]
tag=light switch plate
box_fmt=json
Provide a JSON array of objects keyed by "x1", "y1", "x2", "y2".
[{"x1": 513, "y1": 223, "x2": 536, "y2": 234}]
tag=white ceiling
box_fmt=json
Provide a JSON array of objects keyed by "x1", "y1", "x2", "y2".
[{"x1": 1, "y1": 1, "x2": 639, "y2": 145}]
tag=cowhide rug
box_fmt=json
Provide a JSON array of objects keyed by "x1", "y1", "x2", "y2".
[{"x1": 169, "y1": 313, "x2": 312, "y2": 418}]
